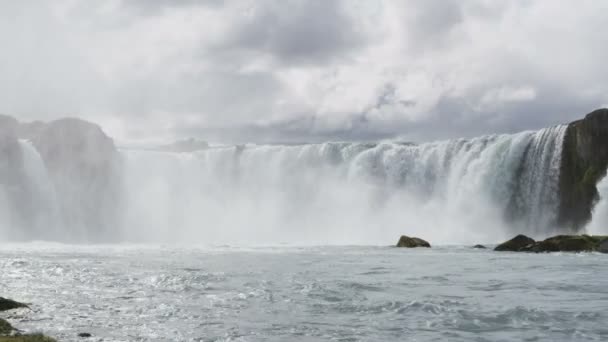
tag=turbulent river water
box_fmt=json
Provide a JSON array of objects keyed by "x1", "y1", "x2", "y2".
[{"x1": 1, "y1": 244, "x2": 607, "y2": 342}]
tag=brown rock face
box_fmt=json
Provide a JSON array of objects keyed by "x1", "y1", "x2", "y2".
[{"x1": 558, "y1": 108, "x2": 608, "y2": 231}]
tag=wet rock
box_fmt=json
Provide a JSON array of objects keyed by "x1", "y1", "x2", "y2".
[
  {"x1": 558, "y1": 108, "x2": 608, "y2": 230},
  {"x1": 473, "y1": 244, "x2": 487, "y2": 249},
  {"x1": 396, "y1": 236, "x2": 431, "y2": 248},
  {"x1": 0, "y1": 297, "x2": 28, "y2": 311},
  {"x1": 0, "y1": 334, "x2": 58, "y2": 341},
  {"x1": 495, "y1": 234, "x2": 608, "y2": 253},
  {"x1": 494, "y1": 234, "x2": 536, "y2": 252},
  {"x1": 531, "y1": 235, "x2": 596, "y2": 252},
  {"x1": 77, "y1": 333, "x2": 92, "y2": 338},
  {"x1": 0, "y1": 318, "x2": 14, "y2": 335}
]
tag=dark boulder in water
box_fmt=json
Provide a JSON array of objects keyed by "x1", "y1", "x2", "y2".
[
  {"x1": 0, "y1": 297, "x2": 28, "y2": 311},
  {"x1": 77, "y1": 332, "x2": 92, "y2": 338},
  {"x1": 494, "y1": 234, "x2": 536, "y2": 251},
  {"x1": 473, "y1": 244, "x2": 487, "y2": 249},
  {"x1": 496, "y1": 234, "x2": 608, "y2": 253},
  {"x1": 396, "y1": 236, "x2": 431, "y2": 248},
  {"x1": 558, "y1": 108, "x2": 608, "y2": 231},
  {"x1": 530, "y1": 235, "x2": 596, "y2": 252}
]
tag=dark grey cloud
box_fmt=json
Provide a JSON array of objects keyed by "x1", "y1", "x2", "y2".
[
  {"x1": 221, "y1": 0, "x2": 367, "y2": 66},
  {"x1": 0, "y1": 0, "x2": 606, "y2": 144}
]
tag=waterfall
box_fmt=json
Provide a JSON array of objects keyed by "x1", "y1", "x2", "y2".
[
  {"x1": 0, "y1": 126, "x2": 568, "y2": 244},
  {"x1": 586, "y1": 173, "x2": 608, "y2": 235},
  {"x1": 119, "y1": 125, "x2": 567, "y2": 245}
]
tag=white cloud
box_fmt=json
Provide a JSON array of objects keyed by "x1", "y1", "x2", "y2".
[{"x1": 0, "y1": 0, "x2": 606, "y2": 143}]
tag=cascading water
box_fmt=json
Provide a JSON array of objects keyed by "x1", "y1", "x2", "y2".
[
  {"x1": 585, "y1": 173, "x2": 608, "y2": 235},
  {"x1": 1, "y1": 126, "x2": 568, "y2": 244},
  {"x1": 119, "y1": 125, "x2": 567, "y2": 245}
]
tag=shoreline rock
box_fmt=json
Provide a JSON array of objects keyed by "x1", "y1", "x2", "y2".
[
  {"x1": 0, "y1": 298, "x2": 28, "y2": 312},
  {"x1": 495, "y1": 234, "x2": 608, "y2": 253},
  {"x1": 396, "y1": 236, "x2": 431, "y2": 248},
  {"x1": 0, "y1": 298, "x2": 56, "y2": 342}
]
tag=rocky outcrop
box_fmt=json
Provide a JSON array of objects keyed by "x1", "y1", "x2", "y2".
[
  {"x1": 0, "y1": 297, "x2": 55, "y2": 341},
  {"x1": 494, "y1": 234, "x2": 536, "y2": 251},
  {"x1": 29, "y1": 118, "x2": 122, "y2": 241},
  {"x1": 558, "y1": 108, "x2": 608, "y2": 231},
  {"x1": 396, "y1": 236, "x2": 431, "y2": 248},
  {"x1": 472, "y1": 244, "x2": 487, "y2": 249},
  {"x1": 0, "y1": 297, "x2": 28, "y2": 311},
  {"x1": 495, "y1": 234, "x2": 608, "y2": 253},
  {"x1": 1, "y1": 116, "x2": 123, "y2": 241}
]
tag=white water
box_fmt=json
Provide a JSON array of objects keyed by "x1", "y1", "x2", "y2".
[
  {"x1": 586, "y1": 174, "x2": 608, "y2": 235},
  {"x1": 119, "y1": 126, "x2": 567, "y2": 245},
  {"x1": 3, "y1": 126, "x2": 568, "y2": 244}
]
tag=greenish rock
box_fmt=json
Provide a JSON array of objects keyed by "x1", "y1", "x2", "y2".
[
  {"x1": 396, "y1": 236, "x2": 430, "y2": 248},
  {"x1": 0, "y1": 334, "x2": 57, "y2": 342},
  {"x1": 496, "y1": 234, "x2": 608, "y2": 253},
  {"x1": 558, "y1": 108, "x2": 608, "y2": 231},
  {"x1": 494, "y1": 234, "x2": 536, "y2": 251},
  {"x1": 0, "y1": 318, "x2": 13, "y2": 335},
  {"x1": 531, "y1": 235, "x2": 596, "y2": 252},
  {"x1": 0, "y1": 298, "x2": 28, "y2": 312}
]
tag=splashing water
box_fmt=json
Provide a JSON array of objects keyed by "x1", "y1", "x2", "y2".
[
  {"x1": 118, "y1": 126, "x2": 567, "y2": 245},
  {"x1": 585, "y1": 172, "x2": 608, "y2": 235}
]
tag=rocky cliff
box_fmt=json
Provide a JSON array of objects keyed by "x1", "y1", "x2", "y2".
[
  {"x1": 0, "y1": 115, "x2": 122, "y2": 241},
  {"x1": 558, "y1": 108, "x2": 608, "y2": 231}
]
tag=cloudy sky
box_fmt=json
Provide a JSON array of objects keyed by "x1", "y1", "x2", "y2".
[{"x1": 1, "y1": 0, "x2": 607, "y2": 144}]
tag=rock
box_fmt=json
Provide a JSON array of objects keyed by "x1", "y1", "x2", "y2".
[
  {"x1": 473, "y1": 244, "x2": 487, "y2": 249},
  {"x1": 531, "y1": 235, "x2": 596, "y2": 252},
  {"x1": 0, "y1": 297, "x2": 28, "y2": 311},
  {"x1": 396, "y1": 235, "x2": 431, "y2": 248},
  {"x1": 0, "y1": 334, "x2": 58, "y2": 341},
  {"x1": 495, "y1": 234, "x2": 608, "y2": 253},
  {"x1": 0, "y1": 318, "x2": 14, "y2": 335},
  {"x1": 494, "y1": 234, "x2": 536, "y2": 252},
  {"x1": 30, "y1": 118, "x2": 123, "y2": 241},
  {"x1": 558, "y1": 108, "x2": 608, "y2": 231},
  {"x1": 77, "y1": 333, "x2": 92, "y2": 338}
]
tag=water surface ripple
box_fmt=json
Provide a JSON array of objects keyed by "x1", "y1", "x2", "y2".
[{"x1": 1, "y1": 245, "x2": 606, "y2": 341}]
